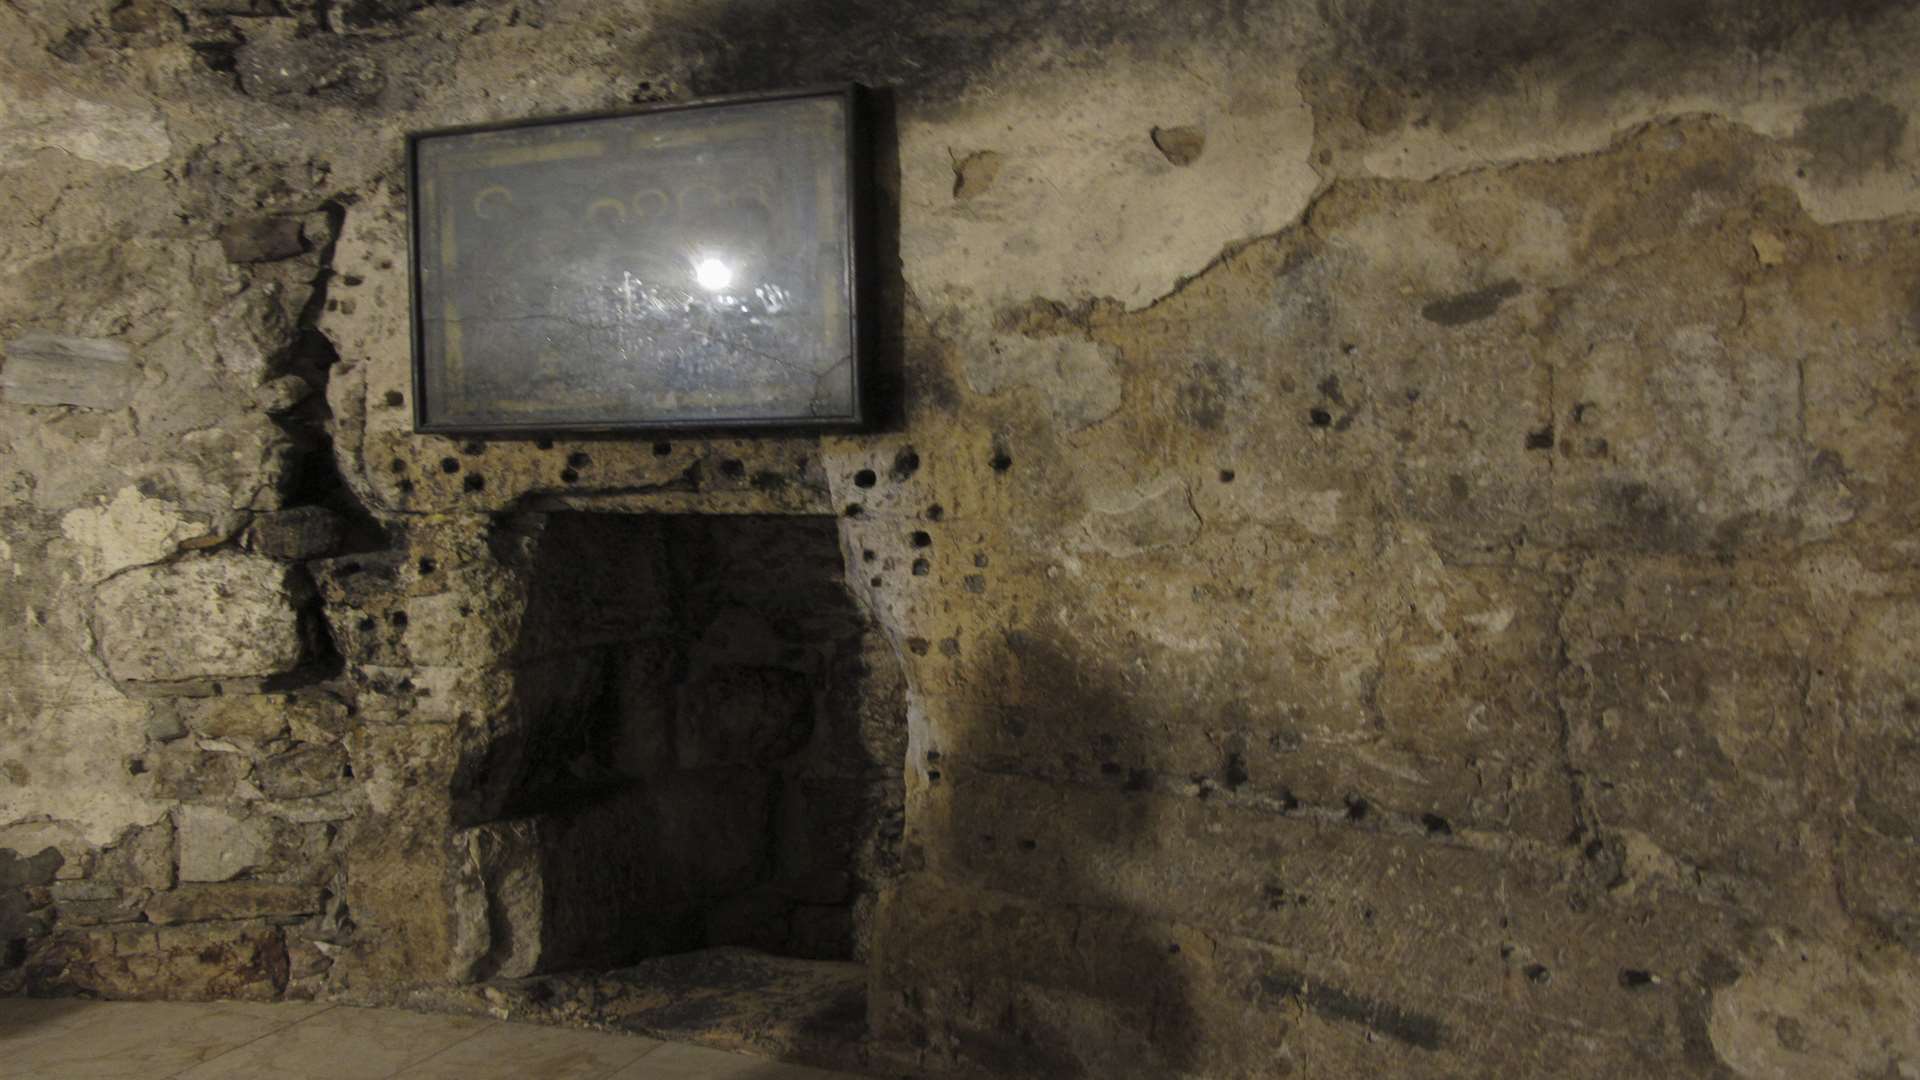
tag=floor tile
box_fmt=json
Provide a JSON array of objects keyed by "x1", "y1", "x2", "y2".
[
  {"x1": 0, "y1": 997, "x2": 95, "y2": 1033},
  {"x1": 393, "y1": 1020, "x2": 661, "y2": 1079},
  {"x1": 0, "y1": 998, "x2": 327, "y2": 1037},
  {"x1": 606, "y1": 1040, "x2": 845, "y2": 1079},
  {"x1": 174, "y1": 1004, "x2": 494, "y2": 1080},
  {"x1": 1, "y1": 1001, "x2": 304, "y2": 1080},
  {"x1": 197, "y1": 999, "x2": 337, "y2": 1027}
]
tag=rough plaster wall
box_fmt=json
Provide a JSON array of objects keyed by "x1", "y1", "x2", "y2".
[{"x1": 1, "y1": 0, "x2": 1918, "y2": 1077}]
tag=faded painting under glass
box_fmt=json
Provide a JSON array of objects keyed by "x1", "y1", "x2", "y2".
[{"x1": 409, "y1": 90, "x2": 859, "y2": 432}]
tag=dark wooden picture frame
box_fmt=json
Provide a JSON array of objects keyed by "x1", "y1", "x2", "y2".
[{"x1": 406, "y1": 85, "x2": 872, "y2": 435}]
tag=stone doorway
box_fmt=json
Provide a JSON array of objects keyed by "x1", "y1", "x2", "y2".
[{"x1": 442, "y1": 513, "x2": 905, "y2": 1029}]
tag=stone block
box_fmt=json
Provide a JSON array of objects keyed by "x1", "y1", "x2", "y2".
[
  {"x1": 283, "y1": 693, "x2": 352, "y2": 744},
  {"x1": 251, "y1": 374, "x2": 314, "y2": 415},
  {"x1": 256, "y1": 744, "x2": 348, "y2": 800},
  {"x1": 310, "y1": 551, "x2": 415, "y2": 666},
  {"x1": 48, "y1": 879, "x2": 118, "y2": 902},
  {"x1": 94, "y1": 819, "x2": 175, "y2": 892},
  {"x1": 54, "y1": 895, "x2": 147, "y2": 926},
  {"x1": 450, "y1": 818, "x2": 545, "y2": 981},
  {"x1": 210, "y1": 286, "x2": 297, "y2": 382},
  {"x1": 175, "y1": 805, "x2": 274, "y2": 883},
  {"x1": 144, "y1": 882, "x2": 325, "y2": 925},
  {"x1": 41, "y1": 921, "x2": 289, "y2": 1000},
  {"x1": 234, "y1": 32, "x2": 385, "y2": 104},
  {"x1": 145, "y1": 702, "x2": 189, "y2": 742},
  {"x1": 181, "y1": 691, "x2": 350, "y2": 744},
  {"x1": 219, "y1": 216, "x2": 307, "y2": 264},
  {"x1": 245, "y1": 506, "x2": 345, "y2": 560},
  {"x1": 0, "y1": 334, "x2": 139, "y2": 410},
  {"x1": 145, "y1": 743, "x2": 252, "y2": 802},
  {"x1": 93, "y1": 553, "x2": 310, "y2": 686},
  {"x1": 181, "y1": 695, "x2": 290, "y2": 741},
  {"x1": 108, "y1": 0, "x2": 179, "y2": 34},
  {"x1": 286, "y1": 937, "x2": 334, "y2": 981}
]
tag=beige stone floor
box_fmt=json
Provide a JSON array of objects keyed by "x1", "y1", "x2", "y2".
[{"x1": 0, "y1": 998, "x2": 861, "y2": 1080}]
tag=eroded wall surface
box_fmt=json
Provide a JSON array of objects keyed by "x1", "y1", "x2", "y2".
[{"x1": 2, "y1": 1, "x2": 1918, "y2": 1076}]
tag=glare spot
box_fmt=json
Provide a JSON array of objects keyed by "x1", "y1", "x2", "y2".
[{"x1": 694, "y1": 256, "x2": 733, "y2": 291}]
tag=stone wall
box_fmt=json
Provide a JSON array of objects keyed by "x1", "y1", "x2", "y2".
[{"x1": 2, "y1": 1, "x2": 1918, "y2": 1077}]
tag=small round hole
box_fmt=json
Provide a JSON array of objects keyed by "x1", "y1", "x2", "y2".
[
  {"x1": 911, "y1": 531, "x2": 932, "y2": 548},
  {"x1": 854, "y1": 469, "x2": 878, "y2": 488},
  {"x1": 440, "y1": 457, "x2": 460, "y2": 474}
]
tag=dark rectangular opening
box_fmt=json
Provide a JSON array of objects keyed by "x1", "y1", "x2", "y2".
[{"x1": 453, "y1": 513, "x2": 905, "y2": 985}]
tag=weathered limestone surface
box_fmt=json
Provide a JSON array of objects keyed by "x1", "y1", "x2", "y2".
[
  {"x1": 0, "y1": 334, "x2": 140, "y2": 410},
  {"x1": 2, "y1": 1, "x2": 1918, "y2": 1077},
  {"x1": 92, "y1": 554, "x2": 310, "y2": 687}
]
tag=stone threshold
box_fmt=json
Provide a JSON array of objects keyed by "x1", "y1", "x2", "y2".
[{"x1": 408, "y1": 947, "x2": 875, "y2": 1076}]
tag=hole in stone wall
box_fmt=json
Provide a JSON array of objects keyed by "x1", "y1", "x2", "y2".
[{"x1": 452, "y1": 512, "x2": 908, "y2": 1024}]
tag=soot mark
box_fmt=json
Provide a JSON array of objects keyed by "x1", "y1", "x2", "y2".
[
  {"x1": 644, "y1": 0, "x2": 1262, "y2": 107},
  {"x1": 1798, "y1": 93, "x2": 1908, "y2": 183},
  {"x1": 1257, "y1": 967, "x2": 1446, "y2": 1050},
  {"x1": 1319, "y1": 0, "x2": 1909, "y2": 102},
  {"x1": 1422, "y1": 280, "x2": 1522, "y2": 326}
]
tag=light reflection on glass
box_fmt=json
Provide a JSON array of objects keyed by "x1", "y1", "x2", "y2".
[{"x1": 693, "y1": 255, "x2": 734, "y2": 291}]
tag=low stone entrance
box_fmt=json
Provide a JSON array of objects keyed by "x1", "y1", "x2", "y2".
[{"x1": 443, "y1": 514, "x2": 906, "y2": 983}]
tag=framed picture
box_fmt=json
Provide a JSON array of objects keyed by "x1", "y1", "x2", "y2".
[{"x1": 406, "y1": 85, "x2": 871, "y2": 434}]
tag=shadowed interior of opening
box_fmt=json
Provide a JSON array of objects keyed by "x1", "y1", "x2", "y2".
[{"x1": 451, "y1": 512, "x2": 906, "y2": 982}]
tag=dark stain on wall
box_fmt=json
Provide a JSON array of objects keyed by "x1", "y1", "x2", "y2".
[
  {"x1": 1798, "y1": 94, "x2": 1910, "y2": 182},
  {"x1": 635, "y1": 0, "x2": 1272, "y2": 108},
  {"x1": 1421, "y1": 279, "x2": 1522, "y2": 326},
  {"x1": 1315, "y1": 0, "x2": 1917, "y2": 98},
  {"x1": 1256, "y1": 966, "x2": 1447, "y2": 1050}
]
